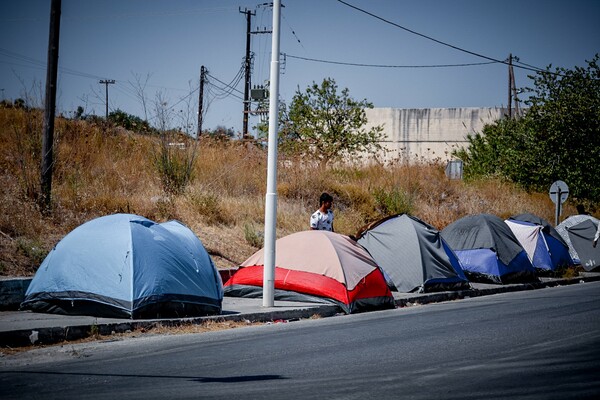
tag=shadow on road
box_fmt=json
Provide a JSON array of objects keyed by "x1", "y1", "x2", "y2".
[{"x1": 1, "y1": 370, "x2": 287, "y2": 383}]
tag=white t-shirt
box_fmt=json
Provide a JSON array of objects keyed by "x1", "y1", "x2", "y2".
[{"x1": 310, "y1": 209, "x2": 334, "y2": 231}]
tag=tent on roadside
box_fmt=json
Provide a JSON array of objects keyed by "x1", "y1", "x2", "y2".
[
  {"x1": 556, "y1": 215, "x2": 600, "y2": 271},
  {"x1": 223, "y1": 230, "x2": 395, "y2": 314},
  {"x1": 441, "y1": 214, "x2": 538, "y2": 284},
  {"x1": 21, "y1": 214, "x2": 223, "y2": 319},
  {"x1": 508, "y1": 213, "x2": 573, "y2": 270},
  {"x1": 354, "y1": 214, "x2": 470, "y2": 293},
  {"x1": 504, "y1": 219, "x2": 554, "y2": 272}
]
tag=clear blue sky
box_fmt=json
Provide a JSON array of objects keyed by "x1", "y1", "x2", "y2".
[{"x1": 1, "y1": 0, "x2": 598, "y2": 136}]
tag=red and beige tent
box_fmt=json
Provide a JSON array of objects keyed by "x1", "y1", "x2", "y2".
[{"x1": 223, "y1": 230, "x2": 395, "y2": 313}]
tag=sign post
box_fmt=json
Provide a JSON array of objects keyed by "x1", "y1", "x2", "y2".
[{"x1": 549, "y1": 180, "x2": 569, "y2": 225}]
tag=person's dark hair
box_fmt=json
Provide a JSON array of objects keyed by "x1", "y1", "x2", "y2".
[
  {"x1": 577, "y1": 204, "x2": 588, "y2": 214},
  {"x1": 319, "y1": 192, "x2": 333, "y2": 205}
]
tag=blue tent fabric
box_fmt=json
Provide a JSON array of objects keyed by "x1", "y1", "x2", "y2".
[
  {"x1": 505, "y1": 219, "x2": 554, "y2": 271},
  {"x1": 509, "y1": 213, "x2": 572, "y2": 269},
  {"x1": 21, "y1": 214, "x2": 223, "y2": 319},
  {"x1": 441, "y1": 214, "x2": 538, "y2": 284}
]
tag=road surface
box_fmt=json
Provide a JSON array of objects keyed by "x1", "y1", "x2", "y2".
[{"x1": 2, "y1": 281, "x2": 599, "y2": 399}]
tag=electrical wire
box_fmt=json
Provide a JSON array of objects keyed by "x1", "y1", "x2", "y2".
[
  {"x1": 285, "y1": 53, "x2": 499, "y2": 68},
  {"x1": 206, "y1": 68, "x2": 245, "y2": 97},
  {"x1": 282, "y1": 13, "x2": 305, "y2": 51},
  {"x1": 334, "y1": 0, "x2": 553, "y2": 75}
]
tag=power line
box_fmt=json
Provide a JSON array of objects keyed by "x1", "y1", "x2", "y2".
[
  {"x1": 282, "y1": 13, "x2": 305, "y2": 51},
  {"x1": 146, "y1": 83, "x2": 200, "y2": 124},
  {"x1": 205, "y1": 71, "x2": 245, "y2": 96},
  {"x1": 285, "y1": 53, "x2": 499, "y2": 68},
  {"x1": 334, "y1": 0, "x2": 551, "y2": 75},
  {"x1": 206, "y1": 82, "x2": 244, "y2": 101}
]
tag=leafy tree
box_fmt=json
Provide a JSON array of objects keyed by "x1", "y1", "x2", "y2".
[
  {"x1": 13, "y1": 98, "x2": 26, "y2": 109},
  {"x1": 281, "y1": 78, "x2": 385, "y2": 167},
  {"x1": 205, "y1": 125, "x2": 235, "y2": 140},
  {"x1": 74, "y1": 106, "x2": 85, "y2": 120},
  {"x1": 456, "y1": 55, "x2": 600, "y2": 201}
]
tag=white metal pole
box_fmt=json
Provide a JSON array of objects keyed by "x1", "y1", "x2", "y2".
[{"x1": 262, "y1": 0, "x2": 281, "y2": 307}]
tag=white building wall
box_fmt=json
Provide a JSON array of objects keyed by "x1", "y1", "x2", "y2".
[{"x1": 364, "y1": 107, "x2": 507, "y2": 163}]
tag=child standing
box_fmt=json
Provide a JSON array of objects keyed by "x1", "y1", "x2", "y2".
[{"x1": 310, "y1": 192, "x2": 334, "y2": 232}]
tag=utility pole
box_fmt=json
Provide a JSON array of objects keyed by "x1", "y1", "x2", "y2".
[
  {"x1": 507, "y1": 54, "x2": 519, "y2": 118},
  {"x1": 197, "y1": 65, "x2": 206, "y2": 138},
  {"x1": 40, "y1": 0, "x2": 61, "y2": 214},
  {"x1": 240, "y1": 8, "x2": 255, "y2": 138},
  {"x1": 508, "y1": 54, "x2": 513, "y2": 118},
  {"x1": 99, "y1": 79, "x2": 115, "y2": 120}
]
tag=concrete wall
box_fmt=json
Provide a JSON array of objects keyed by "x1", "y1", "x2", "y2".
[{"x1": 364, "y1": 107, "x2": 507, "y2": 163}]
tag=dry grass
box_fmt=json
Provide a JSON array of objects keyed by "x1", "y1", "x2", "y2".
[{"x1": 0, "y1": 107, "x2": 587, "y2": 277}]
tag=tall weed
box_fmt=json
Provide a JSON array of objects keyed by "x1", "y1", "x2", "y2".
[{"x1": 153, "y1": 135, "x2": 197, "y2": 195}]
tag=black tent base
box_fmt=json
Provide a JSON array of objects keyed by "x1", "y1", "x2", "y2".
[
  {"x1": 464, "y1": 271, "x2": 539, "y2": 285},
  {"x1": 21, "y1": 292, "x2": 222, "y2": 319}
]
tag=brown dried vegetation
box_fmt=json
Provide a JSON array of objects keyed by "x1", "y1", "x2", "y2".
[{"x1": 0, "y1": 107, "x2": 578, "y2": 277}]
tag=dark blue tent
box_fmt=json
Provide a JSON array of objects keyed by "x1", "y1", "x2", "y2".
[
  {"x1": 441, "y1": 214, "x2": 538, "y2": 284},
  {"x1": 355, "y1": 214, "x2": 470, "y2": 293},
  {"x1": 21, "y1": 214, "x2": 223, "y2": 318}
]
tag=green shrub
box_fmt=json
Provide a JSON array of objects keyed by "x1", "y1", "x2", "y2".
[
  {"x1": 243, "y1": 222, "x2": 264, "y2": 248},
  {"x1": 153, "y1": 143, "x2": 195, "y2": 195},
  {"x1": 373, "y1": 187, "x2": 414, "y2": 216},
  {"x1": 189, "y1": 192, "x2": 233, "y2": 225}
]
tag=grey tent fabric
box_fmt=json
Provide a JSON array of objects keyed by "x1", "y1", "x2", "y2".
[
  {"x1": 564, "y1": 219, "x2": 600, "y2": 271},
  {"x1": 510, "y1": 213, "x2": 568, "y2": 248},
  {"x1": 355, "y1": 214, "x2": 469, "y2": 293},
  {"x1": 556, "y1": 215, "x2": 600, "y2": 263},
  {"x1": 442, "y1": 214, "x2": 524, "y2": 268}
]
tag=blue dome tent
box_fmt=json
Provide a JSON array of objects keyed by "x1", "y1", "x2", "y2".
[
  {"x1": 21, "y1": 214, "x2": 223, "y2": 319},
  {"x1": 441, "y1": 214, "x2": 538, "y2": 284}
]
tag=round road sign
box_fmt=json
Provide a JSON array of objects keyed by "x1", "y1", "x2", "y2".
[{"x1": 549, "y1": 180, "x2": 569, "y2": 204}]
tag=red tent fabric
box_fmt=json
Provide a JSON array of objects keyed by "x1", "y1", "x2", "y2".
[{"x1": 224, "y1": 231, "x2": 395, "y2": 313}]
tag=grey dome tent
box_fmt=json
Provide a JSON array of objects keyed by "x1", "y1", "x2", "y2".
[
  {"x1": 441, "y1": 213, "x2": 538, "y2": 284},
  {"x1": 355, "y1": 214, "x2": 470, "y2": 293},
  {"x1": 21, "y1": 214, "x2": 223, "y2": 319},
  {"x1": 556, "y1": 215, "x2": 600, "y2": 271}
]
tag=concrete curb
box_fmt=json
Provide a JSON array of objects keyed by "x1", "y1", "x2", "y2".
[
  {"x1": 0, "y1": 278, "x2": 31, "y2": 311},
  {"x1": 1, "y1": 274, "x2": 599, "y2": 348},
  {"x1": 0, "y1": 304, "x2": 341, "y2": 348},
  {"x1": 396, "y1": 274, "x2": 600, "y2": 307}
]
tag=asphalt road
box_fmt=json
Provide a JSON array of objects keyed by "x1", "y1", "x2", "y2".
[{"x1": 2, "y1": 282, "x2": 600, "y2": 400}]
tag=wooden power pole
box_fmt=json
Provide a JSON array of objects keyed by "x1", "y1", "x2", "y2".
[
  {"x1": 240, "y1": 8, "x2": 255, "y2": 138},
  {"x1": 99, "y1": 79, "x2": 115, "y2": 120},
  {"x1": 507, "y1": 54, "x2": 519, "y2": 118},
  {"x1": 197, "y1": 66, "x2": 206, "y2": 138},
  {"x1": 40, "y1": 0, "x2": 61, "y2": 213}
]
